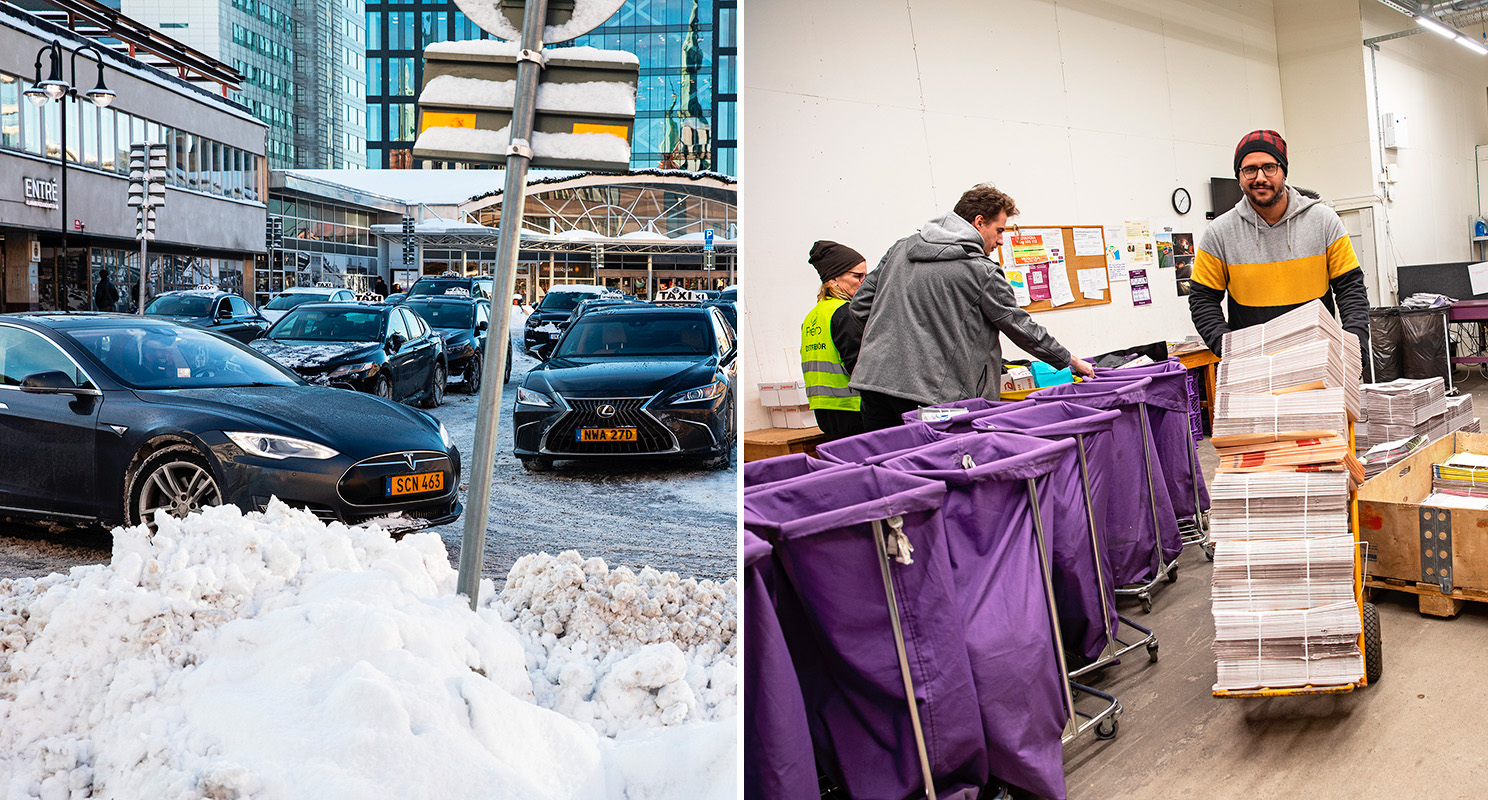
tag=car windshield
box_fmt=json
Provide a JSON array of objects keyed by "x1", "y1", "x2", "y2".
[
  {"x1": 408, "y1": 302, "x2": 472, "y2": 328},
  {"x1": 270, "y1": 308, "x2": 384, "y2": 342},
  {"x1": 265, "y1": 292, "x2": 329, "y2": 311},
  {"x1": 145, "y1": 294, "x2": 213, "y2": 317},
  {"x1": 66, "y1": 324, "x2": 299, "y2": 389},
  {"x1": 407, "y1": 280, "x2": 465, "y2": 297},
  {"x1": 557, "y1": 316, "x2": 713, "y2": 358},
  {"x1": 538, "y1": 291, "x2": 599, "y2": 312}
]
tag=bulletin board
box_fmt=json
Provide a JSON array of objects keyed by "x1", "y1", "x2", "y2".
[{"x1": 994, "y1": 225, "x2": 1111, "y2": 313}]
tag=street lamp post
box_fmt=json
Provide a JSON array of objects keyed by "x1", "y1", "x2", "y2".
[{"x1": 23, "y1": 40, "x2": 116, "y2": 309}]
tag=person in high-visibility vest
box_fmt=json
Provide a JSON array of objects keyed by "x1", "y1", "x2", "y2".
[{"x1": 801, "y1": 240, "x2": 868, "y2": 440}]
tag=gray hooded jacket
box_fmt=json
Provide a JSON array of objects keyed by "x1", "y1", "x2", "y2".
[{"x1": 848, "y1": 212, "x2": 1072, "y2": 405}]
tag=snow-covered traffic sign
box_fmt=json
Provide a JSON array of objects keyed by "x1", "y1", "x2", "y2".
[
  {"x1": 412, "y1": 41, "x2": 638, "y2": 172},
  {"x1": 451, "y1": 0, "x2": 624, "y2": 44}
]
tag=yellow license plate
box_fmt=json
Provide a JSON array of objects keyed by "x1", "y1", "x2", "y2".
[
  {"x1": 386, "y1": 471, "x2": 443, "y2": 496},
  {"x1": 578, "y1": 427, "x2": 637, "y2": 442}
]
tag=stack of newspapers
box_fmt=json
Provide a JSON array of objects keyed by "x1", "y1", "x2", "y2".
[
  {"x1": 1360, "y1": 434, "x2": 1429, "y2": 481},
  {"x1": 1358, "y1": 378, "x2": 1449, "y2": 449},
  {"x1": 1211, "y1": 301, "x2": 1363, "y2": 691}
]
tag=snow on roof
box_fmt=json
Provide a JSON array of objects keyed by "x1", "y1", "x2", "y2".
[
  {"x1": 617, "y1": 230, "x2": 670, "y2": 241},
  {"x1": 0, "y1": 501, "x2": 736, "y2": 795},
  {"x1": 551, "y1": 228, "x2": 607, "y2": 240},
  {"x1": 416, "y1": 217, "x2": 499, "y2": 234},
  {"x1": 421, "y1": 75, "x2": 636, "y2": 116}
]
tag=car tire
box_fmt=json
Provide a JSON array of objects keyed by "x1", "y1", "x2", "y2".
[
  {"x1": 504, "y1": 341, "x2": 513, "y2": 384},
  {"x1": 521, "y1": 458, "x2": 552, "y2": 472},
  {"x1": 462, "y1": 353, "x2": 483, "y2": 394},
  {"x1": 124, "y1": 445, "x2": 223, "y2": 528},
  {"x1": 423, "y1": 362, "x2": 447, "y2": 408},
  {"x1": 372, "y1": 375, "x2": 392, "y2": 400}
]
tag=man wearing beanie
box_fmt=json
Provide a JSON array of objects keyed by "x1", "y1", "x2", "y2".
[
  {"x1": 1189, "y1": 129, "x2": 1370, "y2": 365},
  {"x1": 849, "y1": 182, "x2": 1094, "y2": 431},
  {"x1": 800, "y1": 240, "x2": 868, "y2": 440}
]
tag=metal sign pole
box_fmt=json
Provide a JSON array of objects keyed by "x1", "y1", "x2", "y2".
[{"x1": 456, "y1": 0, "x2": 549, "y2": 609}]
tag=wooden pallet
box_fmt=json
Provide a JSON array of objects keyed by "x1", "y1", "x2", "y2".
[{"x1": 1363, "y1": 577, "x2": 1488, "y2": 618}]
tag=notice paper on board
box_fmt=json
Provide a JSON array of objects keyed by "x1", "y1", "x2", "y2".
[
  {"x1": 1130, "y1": 268, "x2": 1152, "y2": 306},
  {"x1": 1470, "y1": 261, "x2": 1488, "y2": 296},
  {"x1": 1073, "y1": 227, "x2": 1105, "y2": 258}
]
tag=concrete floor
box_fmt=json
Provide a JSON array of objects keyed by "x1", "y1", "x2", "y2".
[{"x1": 1062, "y1": 372, "x2": 1488, "y2": 799}]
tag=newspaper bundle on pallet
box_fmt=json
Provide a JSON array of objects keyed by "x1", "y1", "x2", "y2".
[
  {"x1": 1358, "y1": 378, "x2": 1448, "y2": 449},
  {"x1": 1360, "y1": 434, "x2": 1429, "y2": 480},
  {"x1": 1430, "y1": 452, "x2": 1488, "y2": 499},
  {"x1": 1210, "y1": 300, "x2": 1363, "y2": 692}
]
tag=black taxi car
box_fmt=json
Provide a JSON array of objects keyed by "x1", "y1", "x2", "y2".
[
  {"x1": 143, "y1": 289, "x2": 271, "y2": 343},
  {"x1": 514, "y1": 304, "x2": 736, "y2": 471},
  {"x1": 0, "y1": 313, "x2": 461, "y2": 529},
  {"x1": 402, "y1": 294, "x2": 511, "y2": 392}
]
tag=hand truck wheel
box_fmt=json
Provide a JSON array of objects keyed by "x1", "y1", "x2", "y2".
[
  {"x1": 1203, "y1": 542, "x2": 1215, "y2": 561},
  {"x1": 1363, "y1": 601, "x2": 1383, "y2": 686},
  {"x1": 1096, "y1": 716, "x2": 1119, "y2": 740}
]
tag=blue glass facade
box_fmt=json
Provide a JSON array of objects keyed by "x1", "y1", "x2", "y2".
[{"x1": 362, "y1": 0, "x2": 735, "y2": 174}]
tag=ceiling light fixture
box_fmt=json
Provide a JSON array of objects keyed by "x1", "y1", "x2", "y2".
[
  {"x1": 1416, "y1": 15, "x2": 1459, "y2": 38},
  {"x1": 1455, "y1": 33, "x2": 1488, "y2": 54}
]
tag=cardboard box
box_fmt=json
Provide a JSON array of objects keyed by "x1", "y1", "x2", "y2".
[
  {"x1": 781, "y1": 379, "x2": 810, "y2": 406},
  {"x1": 1000, "y1": 366, "x2": 1034, "y2": 395},
  {"x1": 1357, "y1": 431, "x2": 1488, "y2": 589},
  {"x1": 770, "y1": 407, "x2": 788, "y2": 428},
  {"x1": 784, "y1": 405, "x2": 817, "y2": 429},
  {"x1": 758, "y1": 382, "x2": 783, "y2": 407}
]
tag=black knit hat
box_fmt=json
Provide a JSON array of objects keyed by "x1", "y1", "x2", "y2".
[
  {"x1": 1234, "y1": 129, "x2": 1288, "y2": 177},
  {"x1": 808, "y1": 240, "x2": 865, "y2": 283}
]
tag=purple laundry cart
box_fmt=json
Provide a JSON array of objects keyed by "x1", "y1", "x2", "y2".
[
  {"x1": 1031, "y1": 378, "x2": 1180, "y2": 612},
  {"x1": 970, "y1": 402, "x2": 1160, "y2": 677},
  {"x1": 744, "y1": 531, "x2": 817, "y2": 800},
  {"x1": 744, "y1": 452, "x2": 849, "y2": 494},
  {"x1": 815, "y1": 421, "x2": 964, "y2": 465},
  {"x1": 744, "y1": 466, "x2": 988, "y2": 800},
  {"x1": 878, "y1": 432, "x2": 1096, "y2": 800},
  {"x1": 1085, "y1": 359, "x2": 1213, "y2": 560}
]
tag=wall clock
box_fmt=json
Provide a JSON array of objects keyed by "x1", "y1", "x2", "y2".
[{"x1": 1172, "y1": 187, "x2": 1192, "y2": 215}]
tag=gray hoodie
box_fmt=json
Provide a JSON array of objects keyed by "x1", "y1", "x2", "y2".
[{"x1": 849, "y1": 212, "x2": 1073, "y2": 405}]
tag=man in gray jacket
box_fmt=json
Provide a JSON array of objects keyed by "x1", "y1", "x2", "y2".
[{"x1": 849, "y1": 183, "x2": 1094, "y2": 430}]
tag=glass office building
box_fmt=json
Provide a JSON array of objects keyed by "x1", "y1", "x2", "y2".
[{"x1": 364, "y1": 0, "x2": 736, "y2": 175}]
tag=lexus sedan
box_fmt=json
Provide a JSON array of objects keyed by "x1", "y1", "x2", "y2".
[
  {"x1": 0, "y1": 314, "x2": 461, "y2": 530},
  {"x1": 251, "y1": 303, "x2": 448, "y2": 407},
  {"x1": 143, "y1": 289, "x2": 270, "y2": 343},
  {"x1": 514, "y1": 305, "x2": 737, "y2": 471}
]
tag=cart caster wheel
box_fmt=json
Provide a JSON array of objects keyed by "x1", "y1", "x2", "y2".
[
  {"x1": 1363, "y1": 601, "x2": 1383, "y2": 686},
  {"x1": 1146, "y1": 641, "x2": 1159, "y2": 662},
  {"x1": 1141, "y1": 597, "x2": 1152, "y2": 614},
  {"x1": 1096, "y1": 717, "x2": 1118, "y2": 740},
  {"x1": 1166, "y1": 566, "x2": 1178, "y2": 583},
  {"x1": 1203, "y1": 543, "x2": 1215, "y2": 561}
]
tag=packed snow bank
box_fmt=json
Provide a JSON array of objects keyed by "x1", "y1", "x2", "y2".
[{"x1": 0, "y1": 502, "x2": 736, "y2": 798}]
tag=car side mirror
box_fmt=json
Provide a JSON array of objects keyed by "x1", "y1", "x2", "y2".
[
  {"x1": 532, "y1": 341, "x2": 555, "y2": 361},
  {"x1": 477, "y1": 320, "x2": 489, "y2": 332},
  {"x1": 387, "y1": 332, "x2": 407, "y2": 352},
  {"x1": 20, "y1": 370, "x2": 101, "y2": 398},
  {"x1": 722, "y1": 345, "x2": 737, "y2": 364},
  {"x1": 217, "y1": 306, "x2": 233, "y2": 319}
]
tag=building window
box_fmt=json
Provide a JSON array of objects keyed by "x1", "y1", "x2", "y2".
[{"x1": 0, "y1": 75, "x2": 18, "y2": 151}]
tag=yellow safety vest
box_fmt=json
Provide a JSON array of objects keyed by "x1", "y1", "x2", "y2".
[{"x1": 801, "y1": 298, "x2": 861, "y2": 412}]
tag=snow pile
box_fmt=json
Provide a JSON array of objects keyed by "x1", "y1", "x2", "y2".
[
  {"x1": 416, "y1": 125, "x2": 631, "y2": 166},
  {"x1": 431, "y1": 11, "x2": 635, "y2": 52},
  {"x1": 0, "y1": 503, "x2": 735, "y2": 798},
  {"x1": 497, "y1": 551, "x2": 737, "y2": 736},
  {"x1": 250, "y1": 341, "x2": 373, "y2": 369}
]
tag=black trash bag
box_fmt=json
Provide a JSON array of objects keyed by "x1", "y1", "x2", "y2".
[
  {"x1": 1400, "y1": 307, "x2": 1451, "y2": 386},
  {"x1": 1368, "y1": 307, "x2": 1403, "y2": 383}
]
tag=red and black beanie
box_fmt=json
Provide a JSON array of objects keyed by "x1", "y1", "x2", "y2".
[{"x1": 1233, "y1": 129, "x2": 1288, "y2": 177}]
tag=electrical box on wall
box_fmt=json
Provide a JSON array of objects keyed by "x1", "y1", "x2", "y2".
[{"x1": 1382, "y1": 112, "x2": 1409, "y2": 149}]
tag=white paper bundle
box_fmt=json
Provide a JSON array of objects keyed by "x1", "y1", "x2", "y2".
[
  {"x1": 1211, "y1": 513, "x2": 1349, "y2": 541},
  {"x1": 1220, "y1": 300, "x2": 1362, "y2": 391},
  {"x1": 1215, "y1": 652, "x2": 1364, "y2": 691},
  {"x1": 1215, "y1": 599, "x2": 1362, "y2": 642},
  {"x1": 1362, "y1": 378, "x2": 1447, "y2": 426},
  {"x1": 1212, "y1": 535, "x2": 1356, "y2": 611},
  {"x1": 1214, "y1": 389, "x2": 1348, "y2": 439},
  {"x1": 1216, "y1": 339, "x2": 1361, "y2": 420},
  {"x1": 1209, "y1": 472, "x2": 1350, "y2": 516}
]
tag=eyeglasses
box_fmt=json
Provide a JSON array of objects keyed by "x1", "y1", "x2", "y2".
[
  {"x1": 844, "y1": 271, "x2": 867, "y2": 280},
  {"x1": 1239, "y1": 163, "x2": 1282, "y2": 179}
]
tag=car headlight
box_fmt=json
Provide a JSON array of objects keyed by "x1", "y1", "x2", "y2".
[
  {"x1": 516, "y1": 387, "x2": 554, "y2": 407},
  {"x1": 328, "y1": 361, "x2": 378, "y2": 379},
  {"x1": 665, "y1": 380, "x2": 728, "y2": 405},
  {"x1": 437, "y1": 421, "x2": 454, "y2": 449},
  {"x1": 225, "y1": 431, "x2": 340, "y2": 460}
]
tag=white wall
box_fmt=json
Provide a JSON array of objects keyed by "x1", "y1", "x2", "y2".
[
  {"x1": 741, "y1": 0, "x2": 1288, "y2": 430},
  {"x1": 1356, "y1": 1, "x2": 1488, "y2": 275}
]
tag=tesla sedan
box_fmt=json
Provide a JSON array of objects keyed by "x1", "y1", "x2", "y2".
[
  {"x1": 513, "y1": 305, "x2": 737, "y2": 471},
  {"x1": 0, "y1": 314, "x2": 461, "y2": 529},
  {"x1": 251, "y1": 303, "x2": 447, "y2": 407}
]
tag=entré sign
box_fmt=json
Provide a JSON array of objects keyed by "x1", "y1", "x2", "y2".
[{"x1": 23, "y1": 177, "x2": 58, "y2": 209}]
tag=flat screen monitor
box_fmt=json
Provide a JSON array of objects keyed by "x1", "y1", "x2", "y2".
[{"x1": 1209, "y1": 177, "x2": 1242, "y2": 219}]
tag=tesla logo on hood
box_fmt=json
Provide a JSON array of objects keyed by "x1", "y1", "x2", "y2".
[
  {"x1": 403, "y1": 452, "x2": 417, "y2": 470},
  {"x1": 597, "y1": 404, "x2": 617, "y2": 418}
]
